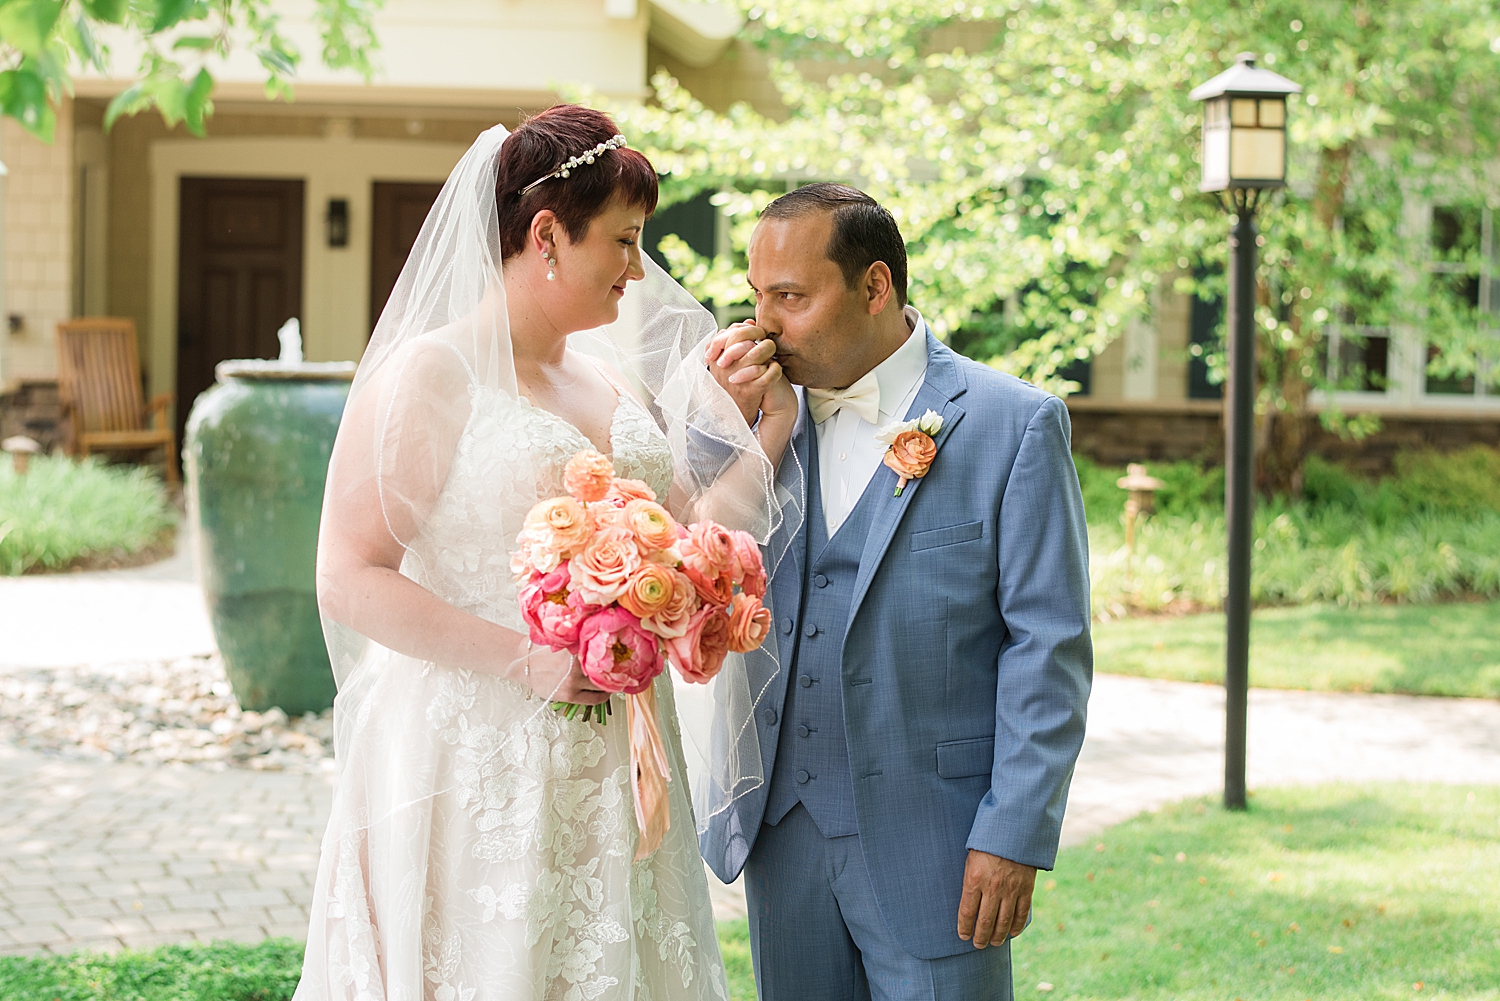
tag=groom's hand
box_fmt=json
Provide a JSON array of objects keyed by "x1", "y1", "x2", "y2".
[
  {"x1": 705, "y1": 321, "x2": 794, "y2": 428},
  {"x1": 957, "y1": 850, "x2": 1037, "y2": 949}
]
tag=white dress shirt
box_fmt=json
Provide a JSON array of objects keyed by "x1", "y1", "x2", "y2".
[{"x1": 815, "y1": 306, "x2": 930, "y2": 537}]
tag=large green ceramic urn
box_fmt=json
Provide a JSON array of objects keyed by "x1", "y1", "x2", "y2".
[{"x1": 184, "y1": 321, "x2": 357, "y2": 715}]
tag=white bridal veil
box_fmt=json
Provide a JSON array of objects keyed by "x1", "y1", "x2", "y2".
[{"x1": 318, "y1": 122, "x2": 799, "y2": 837}]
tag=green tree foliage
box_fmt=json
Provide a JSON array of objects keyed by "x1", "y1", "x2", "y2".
[
  {"x1": 605, "y1": 0, "x2": 1500, "y2": 488},
  {"x1": 0, "y1": 0, "x2": 382, "y2": 141}
]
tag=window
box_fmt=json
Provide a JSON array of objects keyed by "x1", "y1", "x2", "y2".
[
  {"x1": 1187, "y1": 266, "x2": 1223, "y2": 400},
  {"x1": 1424, "y1": 204, "x2": 1495, "y2": 397},
  {"x1": 1325, "y1": 326, "x2": 1390, "y2": 392}
]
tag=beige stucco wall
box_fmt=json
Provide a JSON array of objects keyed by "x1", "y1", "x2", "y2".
[{"x1": 2, "y1": 104, "x2": 73, "y2": 381}]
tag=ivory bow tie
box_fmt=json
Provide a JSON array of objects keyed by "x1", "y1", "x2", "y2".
[{"x1": 807, "y1": 372, "x2": 881, "y2": 425}]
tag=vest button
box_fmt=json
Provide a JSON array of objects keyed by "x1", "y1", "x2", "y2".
[
  {"x1": 796, "y1": 724, "x2": 810, "y2": 738},
  {"x1": 781, "y1": 617, "x2": 794, "y2": 635},
  {"x1": 813, "y1": 574, "x2": 828, "y2": 588},
  {"x1": 795, "y1": 769, "x2": 810, "y2": 784},
  {"x1": 798, "y1": 674, "x2": 814, "y2": 688},
  {"x1": 761, "y1": 708, "x2": 778, "y2": 727},
  {"x1": 803, "y1": 623, "x2": 818, "y2": 638}
]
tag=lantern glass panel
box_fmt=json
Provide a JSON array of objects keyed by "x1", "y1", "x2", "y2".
[
  {"x1": 1201, "y1": 122, "x2": 1231, "y2": 191},
  {"x1": 1230, "y1": 128, "x2": 1285, "y2": 181},
  {"x1": 1258, "y1": 99, "x2": 1285, "y2": 127},
  {"x1": 1231, "y1": 98, "x2": 1258, "y2": 126}
]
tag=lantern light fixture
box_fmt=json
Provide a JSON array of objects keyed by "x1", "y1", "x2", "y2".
[{"x1": 1190, "y1": 53, "x2": 1302, "y2": 193}]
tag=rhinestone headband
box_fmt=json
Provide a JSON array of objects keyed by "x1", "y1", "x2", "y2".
[{"x1": 518, "y1": 134, "x2": 628, "y2": 195}]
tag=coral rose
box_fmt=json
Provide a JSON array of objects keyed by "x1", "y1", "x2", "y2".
[
  {"x1": 569, "y1": 526, "x2": 642, "y2": 606},
  {"x1": 728, "y1": 530, "x2": 767, "y2": 599},
  {"x1": 619, "y1": 563, "x2": 678, "y2": 620},
  {"x1": 523, "y1": 496, "x2": 594, "y2": 559},
  {"x1": 577, "y1": 606, "x2": 664, "y2": 695},
  {"x1": 666, "y1": 605, "x2": 732, "y2": 684},
  {"x1": 588, "y1": 499, "x2": 629, "y2": 530},
  {"x1": 519, "y1": 564, "x2": 591, "y2": 651},
  {"x1": 624, "y1": 499, "x2": 679, "y2": 553},
  {"x1": 607, "y1": 478, "x2": 658, "y2": 504},
  {"x1": 564, "y1": 449, "x2": 615, "y2": 503},
  {"x1": 640, "y1": 568, "x2": 701, "y2": 639},
  {"x1": 883, "y1": 430, "x2": 937, "y2": 495},
  {"x1": 726, "y1": 593, "x2": 772, "y2": 654},
  {"x1": 679, "y1": 521, "x2": 736, "y2": 607}
]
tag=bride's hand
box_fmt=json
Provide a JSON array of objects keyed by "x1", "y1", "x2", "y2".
[
  {"x1": 524, "y1": 646, "x2": 612, "y2": 705},
  {"x1": 706, "y1": 321, "x2": 796, "y2": 431}
]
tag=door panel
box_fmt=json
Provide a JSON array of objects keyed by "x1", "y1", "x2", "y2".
[
  {"x1": 370, "y1": 181, "x2": 444, "y2": 334},
  {"x1": 177, "y1": 177, "x2": 305, "y2": 453}
]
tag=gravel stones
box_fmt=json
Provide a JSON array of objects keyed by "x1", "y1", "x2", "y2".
[{"x1": 0, "y1": 654, "x2": 334, "y2": 773}]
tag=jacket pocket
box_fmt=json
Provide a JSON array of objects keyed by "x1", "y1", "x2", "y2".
[
  {"x1": 911, "y1": 520, "x2": 984, "y2": 552},
  {"x1": 936, "y1": 736, "x2": 995, "y2": 779}
]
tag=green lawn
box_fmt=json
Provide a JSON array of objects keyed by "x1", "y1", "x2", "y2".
[
  {"x1": 5, "y1": 786, "x2": 1494, "y2": 1000},
  {"x1": 1094, "y1": 600, "x2": 1500, "y2": 698},
  {"x1": 1013, "y1": 783, "x2": 1500, "y2": 999}
]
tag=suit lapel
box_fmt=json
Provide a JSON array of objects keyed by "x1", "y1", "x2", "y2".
[
  {"x1": 759, "y1": 391, "x2": 812, "y2": 694},
  {"x1": 844, "y1": 333, "x2": 968, "y2": 631}
]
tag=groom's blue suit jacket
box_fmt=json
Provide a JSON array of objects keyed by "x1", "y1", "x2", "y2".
[{"x1": 701, "y1": 331, "x2": 1093, "y2": 961}]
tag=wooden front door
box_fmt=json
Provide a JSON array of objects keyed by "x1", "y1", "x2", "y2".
[
  {"x1": 177, "y1": 177, "x2": 304, "y2": 445},
  {"x1": 370, "y1": 181, "x2": 444, "y2": 334}
]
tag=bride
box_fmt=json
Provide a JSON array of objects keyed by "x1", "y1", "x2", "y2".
[{"x1": 296, "y1": 105, "x2": 797, "y2": 1001}]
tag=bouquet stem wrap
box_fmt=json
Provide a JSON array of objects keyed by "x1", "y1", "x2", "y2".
[{"x1": 627, "y1": 685, "x2": 671, "y2": 861}]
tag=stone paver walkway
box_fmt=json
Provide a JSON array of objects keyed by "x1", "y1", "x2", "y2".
[
  {"x1": 3, "y1": 550, "x2": 1498, "y2": 954},
  {"x1": 4, "y1": 672, "x2": 1498, "y2": 954}
]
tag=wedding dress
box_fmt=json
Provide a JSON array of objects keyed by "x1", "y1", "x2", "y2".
[
  {"x1": 295, "y1": 359, "x2": 730, "y2": 1001},
  {"x1": 297, "y1": 120, "x2": 799, "y2": 1001}
]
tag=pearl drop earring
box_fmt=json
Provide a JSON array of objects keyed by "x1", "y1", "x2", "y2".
[{"x1": 543, "y1": 247, "x2": 557, "y2": 281}]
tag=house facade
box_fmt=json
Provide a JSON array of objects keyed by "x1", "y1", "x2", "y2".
[{"x1": 0, "y1": 0, "x2": 1495, "y2": 472}]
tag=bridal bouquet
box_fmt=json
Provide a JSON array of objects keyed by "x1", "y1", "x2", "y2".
[{"x1": 513, "y1": 449, "x2": 772, "y2": 724}]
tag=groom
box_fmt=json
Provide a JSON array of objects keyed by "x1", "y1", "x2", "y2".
[{"x1": 701, "y1": 183, "x2": 1092, "y2": 1000}]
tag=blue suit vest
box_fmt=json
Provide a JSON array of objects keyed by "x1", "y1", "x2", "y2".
[{"x1": 762, "y1": 425, "x2": 878, "y2": 838}]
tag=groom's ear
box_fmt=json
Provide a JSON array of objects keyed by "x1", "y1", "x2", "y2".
[{"x1": 863, "y1": 261, "x2": 895, "y2": 315}]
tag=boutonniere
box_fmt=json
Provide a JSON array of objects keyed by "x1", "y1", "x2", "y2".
[{"x1": 874, "y1": 409, "x2": 943, "y2": 496}]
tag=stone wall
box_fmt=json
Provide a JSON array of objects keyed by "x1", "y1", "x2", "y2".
[{"x1": 1066, "y1": 401, "x2": 1500, "y2": 476}]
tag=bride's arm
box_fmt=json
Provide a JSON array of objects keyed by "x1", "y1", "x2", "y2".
[{"x1": 316, "y1": 344, "x2": 602, "y2": 702}]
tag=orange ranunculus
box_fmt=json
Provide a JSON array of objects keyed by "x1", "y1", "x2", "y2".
[
  {"x1": 569, "y1": 526, "x2": 642, "y2": 605},
  {"x1": 883, "y1": 430, "x2": 938, "y2": 495},
  {"x1": 607, "y1": 478, "x2": 658, "y2": 504},
  {"x1": 564, "y1": 449, "x2": 615, "y2": 503},
  {"x1": 726, "y1": 593, "x2": 772, "y2": 654},
  {"x1": 625, "y1": 499, "x2": 679, "y2": 553},
  {"x1": 641, "y1": 568, "x2": 701, "y2": 639},
  {"x1": 679, "y1": 520, "x2": 736, "y2": 606},
  {"x1": 619, "y1": 563, "x2": 678, "y2": 619},
  {"x1": 523, "y1": 496, "x2": 594, "y2": 558}
]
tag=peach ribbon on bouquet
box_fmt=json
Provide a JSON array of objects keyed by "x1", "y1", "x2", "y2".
[{"x1": 627, "y1": 684, "x2": 672, "y2": 860}]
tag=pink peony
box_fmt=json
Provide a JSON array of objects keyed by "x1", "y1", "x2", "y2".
[
  {"x1": 564, "y1": 450, "x2": 615, "y2": 503},
  {"x1": 519, "y1": 565, "x2": 592, "y2": 651},
  {"x1": 726, "y1": 593, "x2": 772, "y2": 654},
  {"x1": 640, "y1": 568, "x2": 701, "y2": 640},
  {"x1": 577, "y1": 606, "x2": 664, "y2": 695},
  {"x1": 607, "y1": 478, "x2": 658, "y2": 504},
  {"x1": 568, "y1": 527, "x2": 642, "y2": 606},
  {"x1": 729, "y1": 530, "x2": 767, "y2": 599},
  {"x1": 666, "y1": 605, "x2": 732, "y2": 684}
]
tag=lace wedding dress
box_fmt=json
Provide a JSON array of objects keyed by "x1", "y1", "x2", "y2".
[{"x1": 296, "y1": 363, "x2": 730, "y2": 1001}]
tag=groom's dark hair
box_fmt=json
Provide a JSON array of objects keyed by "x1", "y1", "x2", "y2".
[{"x1": 761, "y1": 183, "x2": 908, "y2": 307}]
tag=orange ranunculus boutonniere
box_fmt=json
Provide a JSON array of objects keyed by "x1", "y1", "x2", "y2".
[{"x1": 875, "y1": 409, "x2": 944, "y2": 496}]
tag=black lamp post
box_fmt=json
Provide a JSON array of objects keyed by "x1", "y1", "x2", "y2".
[{"x1": 1190, "y1": 53, "x2": 1301, "y2": 811}]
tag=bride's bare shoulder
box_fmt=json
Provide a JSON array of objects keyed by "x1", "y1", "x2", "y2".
[{"x1": 380, "y1": 326, "x2": 481, "y2": 395}]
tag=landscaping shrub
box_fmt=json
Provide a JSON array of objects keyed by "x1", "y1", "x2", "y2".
[
  {"x1": 1085, "y1": 445, "x2": 1500, "y2": 614},
  {"x1": 0, "y1": 938, "x2": 303, "y2": 1001},
  {"x1": 0, "y1": 454, "x2": 176, "y2": 575}
]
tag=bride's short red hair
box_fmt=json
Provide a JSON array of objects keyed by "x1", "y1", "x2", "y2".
[{"x1": 496, "y1": 105, "x2": 658, "y2": 260}]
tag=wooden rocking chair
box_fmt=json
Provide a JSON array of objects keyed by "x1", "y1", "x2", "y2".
[{"x1": 55, "y1": 317, "x2": 178, "y2": 485}]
